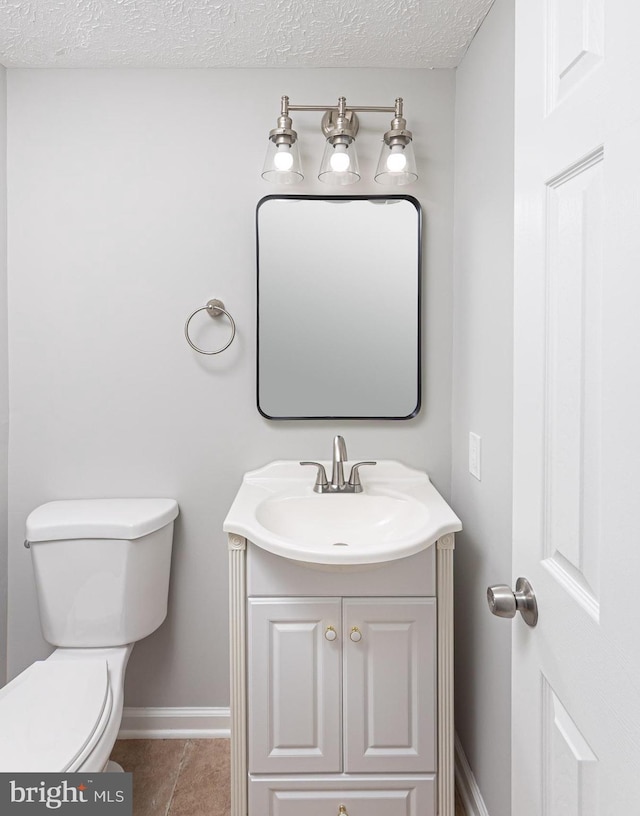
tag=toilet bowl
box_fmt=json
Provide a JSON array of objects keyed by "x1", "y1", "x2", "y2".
[{"x1": 0, "y1": 498, "x2": 179, "y2": 772}]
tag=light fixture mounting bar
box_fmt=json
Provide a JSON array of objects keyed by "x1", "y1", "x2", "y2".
[
  {"x1": 288, "y1": 104, "x2": 396, "y2": 113},
  {"x1": 281, "y1": 95, "x2": 404, "y2": 117}
]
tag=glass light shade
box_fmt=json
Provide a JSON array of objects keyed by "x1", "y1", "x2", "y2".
[
  {"x1": 262, "y1": 140, "x2": 303, "y2": 184},
  {"x1": 374, "y1": 140, "x2": 418, "y2": 186},
  {"x1": 318, "y1": 140, "x2": 361, "y2": 185}
]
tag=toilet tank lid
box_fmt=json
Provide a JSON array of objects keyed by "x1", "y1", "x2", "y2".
[{"x1": 26, "y1": 498, "x2": 179, "y2": 542}]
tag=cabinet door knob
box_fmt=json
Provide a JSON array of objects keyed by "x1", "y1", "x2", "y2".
[
  {"x1": 349, "y1": 626, "x2": 362, "y2": 642},
  {"x1": 324, "y1": 625, "x2": 337, "y2": 641},
  {"x1": 338, "y1": 806, "x2": 348, "y2": 816}
]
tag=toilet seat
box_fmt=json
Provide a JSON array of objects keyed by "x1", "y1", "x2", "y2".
[{"x1": 0, "y1": 658, "x2": 112, "y2": 772}]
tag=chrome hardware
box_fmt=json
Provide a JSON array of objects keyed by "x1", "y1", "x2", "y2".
[
  {"x1": 324, "y1": 626, "x2": 337, "y2": 642},
  {"x1": 349, "y1": 626, "x2": 362, "y2": 642},
  {"x1": 23, "y1": 540, "x2": 30, "y2": 549},
  {"x1": 300, "y1": 437, "x2": 377, "y2": 494},
  {"x1": 299, "y1": 462, "x2": 329, "y2": 493},
  {"x1": 321, "y1": 105, "x2": 360, "y2": 142},
  {"x1": 331, "y1": 435, "x2": 348, "y2": 490},
  {"x1": 184, "y1": 298, "x2": 236, "y2": 355},
  {"x1": 347, "y1": 461, "x2": 376, "y2": 493},
  {"x1": 487, "y1": 577, "x2": 538, "y2": 627}
]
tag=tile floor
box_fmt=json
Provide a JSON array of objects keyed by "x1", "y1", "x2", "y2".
[
  {"x1": 111, "y1": 739, "x2": 466, "y2": 816},
  {"x1": 110, "y1": 739, "x2": 230, "y2": 816}
]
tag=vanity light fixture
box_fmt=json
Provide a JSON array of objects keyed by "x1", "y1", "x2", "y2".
[{"x1": 261, "y1": 95, "x2": 418, "y2": 186}]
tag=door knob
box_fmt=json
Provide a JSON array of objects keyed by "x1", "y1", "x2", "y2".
[
  {"x1": 324, "y1": 626, "x2": 337, "y2": 641},
  {"x1": 349, "y1": 626, "x2": 362, "y2": 642},
  {"x1": 487, "y1": 577, "x2": 538, "y2": 627}
]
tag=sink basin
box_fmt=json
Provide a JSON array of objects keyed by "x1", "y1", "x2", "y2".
[
  {"x1": 224, "y1": 460, "x2": 462, "y2": 566},
  {"x1": 256, "y1": 491, "x2": 430, "y2": 548}
]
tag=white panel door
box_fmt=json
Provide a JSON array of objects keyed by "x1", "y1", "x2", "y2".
[
  {"x1": 343, "y1": 598, "x2": 436, "y2": 773},
  {"x1": 247, "y1": 598, "x2": 342, "y2": 774},
  {"x1": 513, "y1": 1, "x2": 640, "y2": 812}
]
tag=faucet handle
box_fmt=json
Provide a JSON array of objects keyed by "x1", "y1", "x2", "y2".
[
  {"x1": 347, "y1": 461, "x2": 377, "y2": 493},
  {"x1": 300, "y1": 461, "x2": 329, "y2": 493}
]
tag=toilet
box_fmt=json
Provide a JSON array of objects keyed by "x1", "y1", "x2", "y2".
[{"x1": 0, "y1": 497, "x2": 179, "y2": 773}]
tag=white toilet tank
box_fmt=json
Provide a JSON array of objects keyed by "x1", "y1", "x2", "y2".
[{"x1": 26, "y1": 498, "x2": 179, "y2": 648}]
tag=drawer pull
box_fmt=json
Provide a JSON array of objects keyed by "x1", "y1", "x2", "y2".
[
  {"x1": 349, "y1": 626, "x2": 362, "y2": 642},
  {"x1": 325, "y1": 626, "x2": 338, "y2": 641},
  {"x1": 338, "y1": 807, "x2": 348, "y2": 816}
]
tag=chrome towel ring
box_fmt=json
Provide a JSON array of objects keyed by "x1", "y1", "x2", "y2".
[{"x1": 184, "y1": 299, "x2": 236, "y2": 355}]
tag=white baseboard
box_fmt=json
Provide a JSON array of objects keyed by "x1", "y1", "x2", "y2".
[
  {"x1": 455, "y1": 733, "x2": 490, "y2": 816},
  {"x1": 118, "y1": 707, "x2": 230, "y2": 739}
]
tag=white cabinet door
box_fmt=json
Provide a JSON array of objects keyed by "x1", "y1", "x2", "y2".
[
  {"x1": 248, "y1": 597, "x2": 342, "y2": 774},
  {"x1": 343, "y1": 598, "x2": 437, "y2": 773}
]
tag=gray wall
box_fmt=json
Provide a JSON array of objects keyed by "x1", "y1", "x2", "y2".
[
  {"x1": 0, "y1": 65, "x2": 7, "y2": 686},
  {"x1": 452, "y1": 1, "x2": 515, "y2": 815},
  {"x1": 6, "y1": 67, "x2": 456, "y2": 707}
]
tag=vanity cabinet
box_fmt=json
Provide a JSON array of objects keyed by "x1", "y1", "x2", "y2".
[
  {"x1": 228, "y1": 537, "x2": 456, "y2": 816},
  {"x1": 247, "y1": 597, "x2": 436, "y2": 775},
  {"x1": 224, "y1": 459, "x2": 460, "y2": 816}
]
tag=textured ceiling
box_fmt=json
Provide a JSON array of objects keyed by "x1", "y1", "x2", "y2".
[{"x1": 0, "y1": 0, "x2": 494, "y2": 69}]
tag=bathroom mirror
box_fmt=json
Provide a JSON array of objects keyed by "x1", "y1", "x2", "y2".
[{"x1": 257, "y1": 195, "x2": 421, "y2": 420}]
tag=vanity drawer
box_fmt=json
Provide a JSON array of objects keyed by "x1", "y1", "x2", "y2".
[
  {"x1": 247, "y1": 542, "x2": 436, "y2": 597},
  {"x1": 249, "y1": 775, "x2": 436, "y2": 816}
]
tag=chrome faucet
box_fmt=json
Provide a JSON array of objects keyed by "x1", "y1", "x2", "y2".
[
  {"x1": 301, "y1": 436, "x2": 376, "y2": 494},
  {"x1": 331, "y1": 435, "x2": 348, "y2": 491}
]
